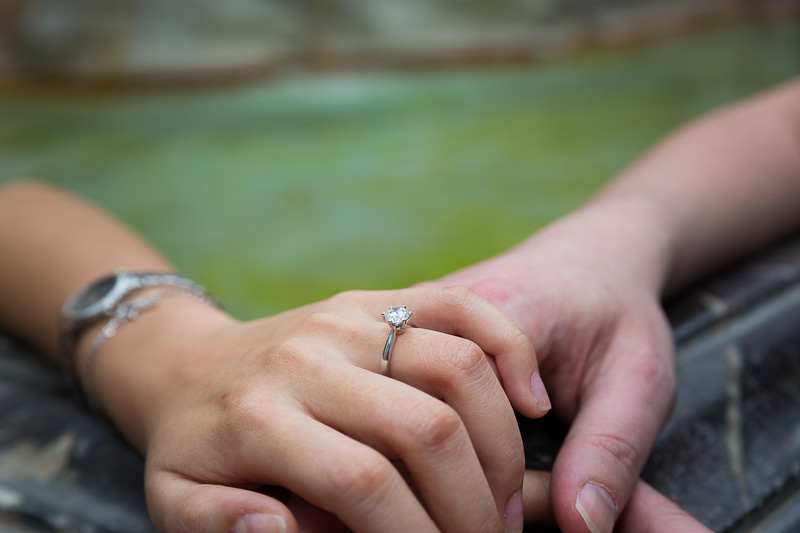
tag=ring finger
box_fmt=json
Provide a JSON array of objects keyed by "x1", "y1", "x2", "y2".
[
  {"x1": 383, "y1": 326, "x2": 526, "y2": 530},
  {"x1": 305, "y1": 347, "x2": 517, "y2": 532}
]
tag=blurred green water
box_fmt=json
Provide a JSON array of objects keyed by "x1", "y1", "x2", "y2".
[{"x1": 1, "y1": 21, "x2": 798, "y2": 319}]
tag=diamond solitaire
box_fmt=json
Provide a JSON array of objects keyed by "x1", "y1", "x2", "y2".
[
  {"x1": 381, "y1": 305, "x2": 413, "y2": 376},
  {"x1": 383, "y1": 305, "x2": 412, "y2": 330}
]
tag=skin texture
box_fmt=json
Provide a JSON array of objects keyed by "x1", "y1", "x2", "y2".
[
  {"x1": 521, "y1": 471, "x2": 706, "y2": 532},
  {"x1": 0, "y1": 181, "x2": 548, "y2": 533},
  {"x1": 0, "y1": 78, "x2": 797, "y2": 533},
  {"x1": 428, "y1": 204, "x2": 681, "y2": 532},
  {"x1": 112, "y1": 287, "x2": 547, "y2": 533},
  {"x1": 429, "y1": 77, "x2": 800, "y2": 532}
]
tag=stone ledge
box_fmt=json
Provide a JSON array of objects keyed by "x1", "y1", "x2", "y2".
[{"x1": 2, "y1": 235, "x2": 800, "y2": 532}]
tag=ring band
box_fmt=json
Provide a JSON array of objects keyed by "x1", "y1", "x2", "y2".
[
  {"x1": 381, "y1": 328, "x2": 397, "y2": 376},
  {"x1": 381, "y1": 306, "x2": 412, "y2": 376}
]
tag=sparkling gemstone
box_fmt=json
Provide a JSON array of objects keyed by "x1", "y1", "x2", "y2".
[{"x1": 383, "y1": 306, "x2": 412, "y2": 327}]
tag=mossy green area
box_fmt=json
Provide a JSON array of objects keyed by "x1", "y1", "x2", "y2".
[{"x1": 1, "y1": 21, "x2": 797, "y2": 319}]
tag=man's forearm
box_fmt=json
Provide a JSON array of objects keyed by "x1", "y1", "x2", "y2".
[{"x1": 592, "y1": 77, "x2": 800, "y2": 293}]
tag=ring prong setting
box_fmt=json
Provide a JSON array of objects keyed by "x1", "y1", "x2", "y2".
[{"x1": 383, "y1": 305, "x2": 412, "y2": 333}]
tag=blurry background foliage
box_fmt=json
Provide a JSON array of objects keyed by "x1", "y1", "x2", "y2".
[{"x1": 0, "y1": 0, "x2": 798, "y2": 319}]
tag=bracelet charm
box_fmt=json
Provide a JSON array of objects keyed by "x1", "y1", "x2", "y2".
[{"x1": 59, "y1": 271, "x2": 221, "y2": 413}]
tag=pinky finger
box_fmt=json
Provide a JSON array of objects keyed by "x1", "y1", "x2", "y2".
[
  {"x1": 287, "y1": 493, "x2": 349, "y2": 533},
  {"x1": 522, "y1": 470, "x2": 556, "y2": 526},
  {"x1": 147, "y1": 470, "x2": 298, "y2": 533}
]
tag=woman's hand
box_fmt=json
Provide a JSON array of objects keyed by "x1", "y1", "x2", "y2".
[{"x1": 84, "y1": 286, "x2": 550, "y2": 533}]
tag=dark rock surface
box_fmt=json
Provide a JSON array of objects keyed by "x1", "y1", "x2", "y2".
[
  {"x1": 2, "y1": 235, "x2": 800, "y2": 532},
  {"x1": 649, "y1": 240, "x2": 800, "y2": 533},
  {"x1": 0, "y1": 337, "x2": 153, "y2": 532}
]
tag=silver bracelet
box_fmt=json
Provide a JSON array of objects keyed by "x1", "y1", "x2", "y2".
[{"x1": 80, "y1": 287, "x2": 220, "y2": 414}]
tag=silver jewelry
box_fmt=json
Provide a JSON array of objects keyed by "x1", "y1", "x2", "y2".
[
  {"x1": 59, "y1": 270, "x2": 220, "y2": 411},
  {"x1": 381, "y1": 306, "x2": 412, "y2": 376},
  {"x1": 79, "y1": 287, "x2": 218, "y2": 413}
]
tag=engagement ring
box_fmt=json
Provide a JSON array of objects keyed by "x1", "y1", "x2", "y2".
[{"x1": 381, "y1": 306, "x2": 412, "y2": 376}]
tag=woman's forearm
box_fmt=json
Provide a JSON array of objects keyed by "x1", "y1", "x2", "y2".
[
  {"x1": 0, "y1": 181, "x2": 229, "y2": 448},
  {"x1": 0, "y1": 180, "x2": 174, "y2": 356},
  {"x1": 0, "y1": 181, "x2": 543, "y2": 532}
]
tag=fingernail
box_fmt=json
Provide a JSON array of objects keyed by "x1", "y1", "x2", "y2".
[
  {"x1": 234, "y1": 513, "x2": 287, "y2": 533},
  {"x1": 504, "y1": 489, "x2": 523, "y2": 532},
  {"x1": 531, "y1": 372, "x2": 551, "y2": 411},
  {"x1": 576, "y1": 483, "x2": 617, "y2": 533}
]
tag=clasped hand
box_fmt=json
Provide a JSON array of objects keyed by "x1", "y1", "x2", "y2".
[{"x1": 96, "y1": 286, "x2": 549, "y2": 533}]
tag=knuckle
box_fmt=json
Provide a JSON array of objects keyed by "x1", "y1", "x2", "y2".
[
  {"x1": 247, "y1": 334, "x2": 334, "y2": 397},
  {"x1": 266, "y1": 337, "x2": 300, "y2": 359},
  {"x1": 325, "y1": 451, "x2": 394, "y2": 508},
  {"x1": 643, "y1": 352, "x2": 676, "y2": 391},
  {"x1": 217, "y1": 385, "x2": 251, "y2": 415},
  {"x1": 510, "y1": 329, "x2": 534, "y2": 354},
  {"x1": 440, "y1": 336, "x2": 487, "y2": 378},
  {"x1": 264, "y1": 338, "x2": 330, "y2": 387},
  {"x1": 402, "y1": 399, "x2": 464, "y2": 452},
  {"x1": 471, "y1": 278, "x2": 518, "y2": 308},
  {"x1": 299, "y1": 308, "x2": 365, "y2": 351},
  {"x1": 302, "y1": 310, "x2": 340, "y2": 334},
  {"x1": 215, "y1": 386, "x2": 263, "y2": 431},
  {"x1": 253, "y1": 338, "x2": 311, "y2": 379},
  {"x1": 635, "y1": 350, "x2": 677, "y2": 413},
  {"x1": 440, "y1": 284, "x2": 477, "y2": 310},
  {"x1": 267, "y1": 338, "x2": 310, "y2": 367},
  {"x1": 497, "y1": 431, "x2": 525, "y2": 470},
  {"x1": 585, "y1": 432, "x2": 642, "y2": 479},
  {"x1": 329, "y1": 289, "x2": 365, "y2": 304}
]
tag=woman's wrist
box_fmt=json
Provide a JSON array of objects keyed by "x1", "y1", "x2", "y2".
[{"x1": 74, "y1": 292, "x2": 237, "y2": 451}]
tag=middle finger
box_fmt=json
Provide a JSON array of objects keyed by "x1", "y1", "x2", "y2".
[{"x1": 308, "y1": 327, "x2": 524, "y2": 532}]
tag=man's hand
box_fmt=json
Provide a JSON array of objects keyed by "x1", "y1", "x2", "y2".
[
  {"x1": 427, "y1": 79, "x2": 800, "y2": 532},
  {"x1": 427, "y1": 198, "x2": 710, "y2": 532},
  {"x1": 521, "y1": 471, "x2": 711, "y2": 532}
]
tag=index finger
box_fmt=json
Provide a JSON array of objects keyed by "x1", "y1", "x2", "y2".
[{"x1": 550, "y1": 322, "x2": 676, "y2": 533}]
